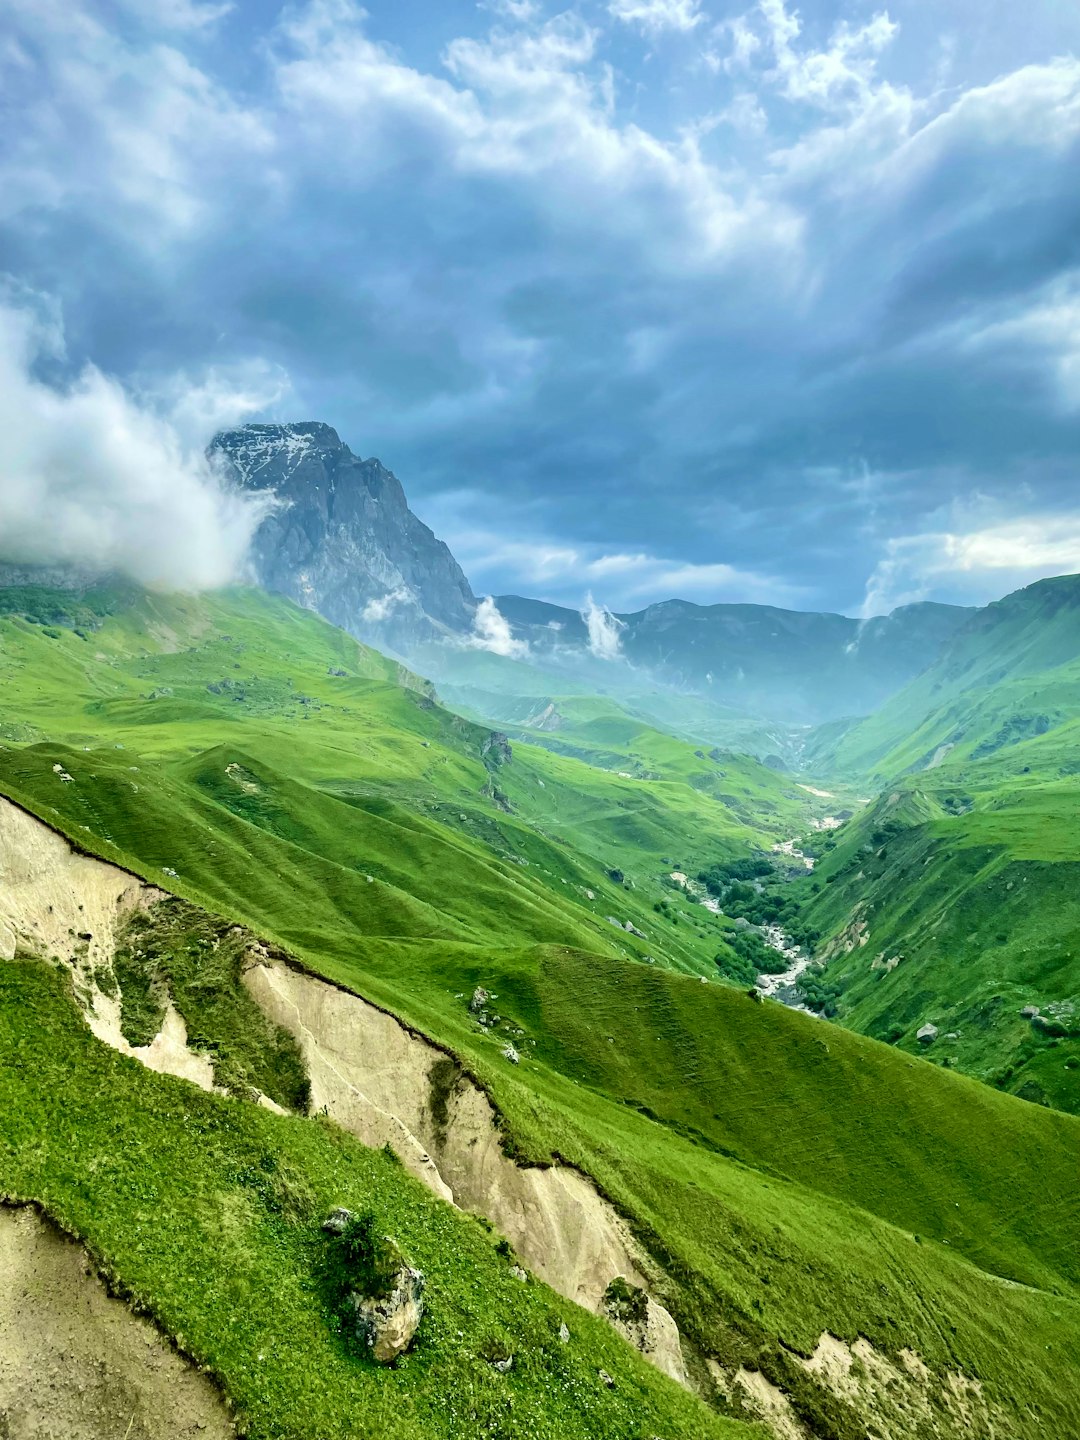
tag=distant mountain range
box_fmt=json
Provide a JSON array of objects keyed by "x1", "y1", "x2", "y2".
[
  {"x1": 0, "y1": 420, "x2": 1034, "y2": 730},
  {"x1": 208, "y1": 422, "x2": 973, "y2": 726}
]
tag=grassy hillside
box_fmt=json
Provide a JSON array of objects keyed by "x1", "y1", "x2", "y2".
[
  {"x1": 3, "y1": 582, "x2": 1080, "y2": 1438},
  {"x1": 786, "y1": 575, "x2": 1080, "y2": 1113},
  {"x1": 815, "y1": 573, "x2": 1080, "y2": 782}
]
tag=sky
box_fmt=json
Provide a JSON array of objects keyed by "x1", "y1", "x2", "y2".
[{"x1": 2, "y1": 0, "x2": 1080, "y2": 615}]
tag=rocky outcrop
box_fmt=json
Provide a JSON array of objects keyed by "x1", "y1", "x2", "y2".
[
  {"x1": 346, "y1": 1265, "x2": 425, "y2": 1365},
  {"x1": 210, "y1": 423, "x2": 476, "y2": 650}
]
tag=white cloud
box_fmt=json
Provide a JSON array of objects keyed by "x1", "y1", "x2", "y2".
[
  {"x1": 467, "y1": 595, "x2": 531, "y2": 658},
  {"x1": 361, "y1": 585, "x2": 413, "y2": 623},
  {"x1": 271, "y1": 2, "x2": 794, "y2": 272},
  {"x1": 143, "y1": 359, "x2": 292, "y2": 451},
  {"x1": 608, "y1": 0, "x2": 706, "y2": 37},
  {"x1": 0, "y1": 296, "x2": 275, "y2": 589},
  {"x1": 582, "y1": 592, "x2": 626, "y2": 659},
  {"x1": 861, "y1": 515, "x2": 1080, "y2": 615},
  {"x1": 758, "y1": 0, "x2": 898, "y2": 111}
]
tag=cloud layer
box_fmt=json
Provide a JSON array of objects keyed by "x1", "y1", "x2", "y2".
[
  {"x1": 0, "y1": 298, "x2": 276, "y2": 589},
  {"x1": 3, "y1": 0, "x2": 1080, "y2": 613}
]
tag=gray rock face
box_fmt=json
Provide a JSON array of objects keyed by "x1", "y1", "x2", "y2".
[
  {"x1": 346, "y1": 1264, "x2": 426, "y2": 1364},
  {"x1": 210, "y1": 423, "x2": 476, "y2": 649}
]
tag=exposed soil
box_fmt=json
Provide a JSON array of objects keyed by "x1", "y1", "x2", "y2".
[{"x1": 0, "y1": 1206, "x2": 232, "y2": 1440}]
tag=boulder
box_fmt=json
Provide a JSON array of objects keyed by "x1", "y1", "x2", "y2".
[
  {"x1": 346, "y1": 1264, "x2": 426, "y2": 1364},
  {"x1": 321, "y1": 1207, "x2": 354, "y2": 1235},
  {"x1": 469, "y1": 987, "x2": 489, "y2": 1014},
  {"x1": 1021, "y1": 1005, "x2": 1040, "y2": 1019},
  {"x1": 916, "y1": 1023, "x2": 938, "y2": 1045}
]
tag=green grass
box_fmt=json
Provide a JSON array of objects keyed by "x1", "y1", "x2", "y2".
[
  {"x1": 3, "y1": 582, "x2": 1080, "y2": 1438},
  {"x1": 0, "y1": 961, "x2": 739, "y2": 1440}
]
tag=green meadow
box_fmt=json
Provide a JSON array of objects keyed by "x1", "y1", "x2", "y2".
[{"x1": 2, "y1": 582, "x2": 1080, "y2": 1438}]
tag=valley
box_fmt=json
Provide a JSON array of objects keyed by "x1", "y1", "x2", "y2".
[{"x1": 1, "y1": 568, "x2": 1079, "y2": 1439}]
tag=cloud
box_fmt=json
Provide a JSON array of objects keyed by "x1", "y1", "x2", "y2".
[
  {"x1": 860, "y1": 514, "x2": 1080, "y2": 615},
  {"x1": 5, "y1": 1, "x2": 1080, "y2": 619},
  {"x1": 467, "y1": 595, "x2": 530, "y2": 658},
  {"x1": 361, "y1": 585, "x2": 413, "y2": 623},
  {"x1": 581, "y1": 593, "x2": 626, "y2": 659},
  {"x1": 608, "y1": 0, "x2": 706, "y2": 36},
  {"x1": 0, "y1": 296, "x2": 276, "y2": 589}
]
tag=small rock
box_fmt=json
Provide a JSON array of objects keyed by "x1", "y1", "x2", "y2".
[
  {"x1": 321, "y1": 1206, "x2": 354, "y2": 1235},
  {"x1": 917, "y1": 1023, "x2": 938, "y2": 1045},
  {"x1": 502, "y1": 1045, "x2": 520, "y2": 1065},
  {"x1": 598, "y1": 1369, "x2": 615, "y2": 1388},
  {"x1": 509, "y1": 1264, "x2": 528, "y2": 1282},
  {"x1": 585, "y1": 889, "x2": 595, "y2": 900},
  {"x1": 558, "y1": 1322, "x2": 570, "y2": 1344},
  {"x1": 327, "y1": 667, "x2": 347, "y2": 676},
  {"x1": 469, "y1": 987, "x2": 489, "y2": 1014},
  {"x1": 491, "y1": 1355, "x2": 514, "y2": 1373},
  {"x1": 944, "y1": 1032, "x2": 959, "y2": 1040}
]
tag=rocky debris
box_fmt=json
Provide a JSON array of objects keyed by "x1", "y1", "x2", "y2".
[
  {"x1": 502, "y1": 1044, "x2": 520, "y2": 1065},
  {"x1": 469, "y1": 987, "x2": 490, "y2": 1015},
  {"x1": 481, "y1": 780, "x2": 513, "y2": 813},
  {"x1": 1021, "y1": 1005, "x2": 1040, "y2": 1019},
  {"x1": 327, "y1": 666, "x2": 347, "y2": 676},
  {"x1": 917, "y1": 1023, "x2": 938, "y2": 1045},
  {"x1": 509, "y1": 1264, "x2": 528, "y2": 1282},
  {"x1": 346, "y1": 1264, "x2": 426, "y2": 1365}
]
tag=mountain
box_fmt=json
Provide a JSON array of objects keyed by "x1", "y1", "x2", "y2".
[
  {"x1": 808, "y1": 572, "x2": 1080, "y2": 780},
  {"x1": 3, "y1": 579, "x2": 1080, "y2": 1440},
  {"x1": 495, "y1": 592, "x2": 973, "y2": 725},
  {"x1": 211, "y1": 422, "x2": 477, "y2": 649},
  {"x1": 207, "y1": 421, "x2": 971, "y2": 728}
]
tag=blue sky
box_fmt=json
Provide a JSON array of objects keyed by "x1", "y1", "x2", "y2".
[{"x1": 3, "y1": 0, "x2": 1080, "y2": 614}]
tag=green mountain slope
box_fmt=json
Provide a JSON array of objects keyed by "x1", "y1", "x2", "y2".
[
  {"x1": 786, "y1": 575, "x2": 1080, "y2": 1112},
  {"x1": 814, "y1": 573, "x2": 1080, "y2": 782},
  {"x1": 2, "y1": 582, "x2": 1080, "y2": 1439}
]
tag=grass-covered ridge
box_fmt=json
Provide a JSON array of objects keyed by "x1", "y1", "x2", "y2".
[{"x1": 2, "y1": 581, "x2": 1080, "y2": 1438}]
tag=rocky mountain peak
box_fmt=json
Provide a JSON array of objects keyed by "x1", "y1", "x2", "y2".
[{"x1": 210, "y1": 422, "x2": 477, "y2": 649}]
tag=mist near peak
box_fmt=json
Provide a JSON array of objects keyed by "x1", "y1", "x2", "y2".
[
  {"x1": 0, "y1": 299, "x2": 280, "y2": 591},
  {"x1": 582, "y1": 593, "x2": 625, "y2": 660}
]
